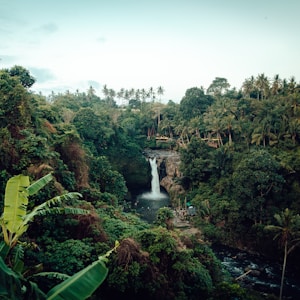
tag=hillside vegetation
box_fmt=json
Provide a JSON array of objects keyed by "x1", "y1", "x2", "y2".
[{"x1": 1, "y1": 66, "x2": 300, "y2": 299}]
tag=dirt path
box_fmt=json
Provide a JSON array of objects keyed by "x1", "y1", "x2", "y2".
[{"x1": 173, "y1": 210, "x2": 202, "y2": 236}]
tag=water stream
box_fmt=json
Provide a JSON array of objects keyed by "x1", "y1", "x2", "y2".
[{"x1": 212, "y1": 244, "x2": 300, "y2": 299}]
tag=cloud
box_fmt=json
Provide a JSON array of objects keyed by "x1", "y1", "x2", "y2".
[
  {"x1": 29, "y1": 67, "x2": 56, "y2": 83},
  {"x1": 0, "y1": 55, "x2": 18, "y2": 64},
  {"x1": 34, "y1": 22, "x2": 58, "y2": 34},
  {"x1": 87, "y1": 80, "x2": 101, "y2": 89},
  {"x1": 96, "y1": 36, "x2": 107, "y2": 43}
]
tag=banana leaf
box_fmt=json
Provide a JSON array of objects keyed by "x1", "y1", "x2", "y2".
[
  {"x1": 0, "y1": 242, "x2": 10, "y2": 260},
  {"x1": 26, "y1": 173, "x2": 53, "y2": 196},
  {"x1": 0, "y1": 257, "x2": 46, "y2": 299},
  {"x1": 46, "y1": 259, "x2": 108, "y2": 300},
  {"x1": 3, "y1": 175, "x2": 30, "y2": 233}
]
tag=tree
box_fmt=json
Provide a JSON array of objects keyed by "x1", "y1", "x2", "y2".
[
  {"x1": 0, "y1": 68, "x2": 33, "y2": 130},
  {"x1": 242, "y1": 76, "x2": 256, "y2": 98},
  {"x1": 203, "y1": 97, "x2": 238, "y2": 146},
  {"x1": 157, "y1": 86, "x2": 164, "y2": 103},
  {"x1": 207, "y1": 77, "x2": 230, "y2": 96},
  {"x1": 179, "y1": 87, "x2": 213, "y2": 120},
  {"x1": 232, "y1": 149, "x2": 285, "y2": 225},
  {"x1": 9, "y1": 65, "x2": 35, "y2": 88},
  {"x1": 255, "y1": 73, "x2": 270, "y2": 100},
  {"x1": 271, "y1": 74, "x2": 282, "y2": 96},
  {"x1": 265, "y1": 208, "x2": 300, "y2": 300},
  {"x1": 180, "y1": 137, "x2": 215, "y2": 186}
]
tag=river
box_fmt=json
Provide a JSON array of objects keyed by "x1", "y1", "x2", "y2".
[{"x1": 212, "y1": 244, "x2": 300, "y2": 299}]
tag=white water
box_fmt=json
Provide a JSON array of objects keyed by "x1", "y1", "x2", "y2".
[
  {"x1": 139, "y1": 157, "x2": 167, "y2": 200},
  {"x1": 150, "y1": 157, "x2": 160, "y2": 196}
]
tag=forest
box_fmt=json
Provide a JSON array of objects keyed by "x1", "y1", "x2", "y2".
[{"x1": 0, "y1": 66, "x2": 300, "y2": 300}]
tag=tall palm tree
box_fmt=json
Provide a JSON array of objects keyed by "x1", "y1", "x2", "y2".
[
  {"x1": 255, "y1": 73, "x2": 270, "y2": 100},
  {"x1": 271, "y1": 74, "x2": 282, "y2": 96},
  {"x1": 140, "y1": 88, "x2": 147, "y2": 111},
  {"x1": 288, "y1": 76, "x2": 297, "y2": 95},
  {"x1": 102, "y1": 84, "x2": 109, "y2": 98},
  {"x1": 117, "y1": 88, "x2": 125, "y2": 106},
  {"x1": 242, "y1": 76, "x2": 256, "y2": 98},
  {"x1": 157, "y1": 86, "x2": 164, "y2": 103},
  {"x1": 265, "y1": 208, "x2": 300, "y2": 300}
]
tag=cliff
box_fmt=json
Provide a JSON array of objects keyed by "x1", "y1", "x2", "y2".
[{"x1": 143, "y1": 149, "x2": 185, "y2": 204}]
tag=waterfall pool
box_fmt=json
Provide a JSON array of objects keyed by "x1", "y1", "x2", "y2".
[{"x1": 134, "y1": 157, "x2": 170, "y2": 223}]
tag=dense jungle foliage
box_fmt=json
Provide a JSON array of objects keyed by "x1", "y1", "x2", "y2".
[{"x1": 0, "y1": 66, "x2": 300, "y2": 299}]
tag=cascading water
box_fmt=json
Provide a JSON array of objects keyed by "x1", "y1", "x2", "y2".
[
  {"x1": 149, "y1": 157, "x2": 162, "y2": 197},
  {"x1": 136, "y1": 156, "x2": 169, "y2": 222}
]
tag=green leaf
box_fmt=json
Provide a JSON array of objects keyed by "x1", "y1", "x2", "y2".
[
  {"x1": 26, "y1": 173, "x2": 53, "y2": 196},
  {"x1": 31, "y1": 272, "x2": 70, "y2": 281},
  {"x1": 23, "y1": 192, "x2": 82, "y2": 226},
  {"x1": 3, "y1": 175, "x2": 30, "y2": 233},
  {"x1": 12, "y1": 244, "x2": 24, "y2": 273},
  {"x1": 0, "y1": 256, "x2": 23, "y2": 299},
  {"x1": 46, "y1": 259, "x2": 108, "y2": 300},
  {"x1": 0, "y1": 242, "x2": 10, "y2": 260}
]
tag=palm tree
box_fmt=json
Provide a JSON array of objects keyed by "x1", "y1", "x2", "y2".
[
  {"x1": 271, "y1": 74, "x2": 282, "y2": 96},
  {"x1": 157, "y1": 86, "x2": 164, "y2": 103},
  {"x1": 117, "y1": 88, "x2": 125, "y2": 106},
  {"x1": 255, "y1": 73, "x2": 270, "y2": 100},
  {"x1": 265, "y1": 208, "x2": 300, "y2": 300},
  {"x1": 140, "y1": 88, "x2": 147, "y2": 111},
  {"x1": 102, "y1": 84, "x2": 109, "y2": 98},
  {"x1": 242, "y1": 76, "x2": 256, "y2": 98},
  {"x1": 148, "y1": 87, "x2": 156, "y2": 102},
  {"x1": 288, "y1": 76, "x2": 297, "y2": 94}
]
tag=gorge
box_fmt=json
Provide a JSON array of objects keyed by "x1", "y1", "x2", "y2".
[{"x1": 134, "y1": 149, "x2": 300, "y2": 299}]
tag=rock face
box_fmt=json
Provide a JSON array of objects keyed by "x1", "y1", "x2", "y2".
[{"x1": 143, "y1": 149, "x2": 185, "y2": 203}]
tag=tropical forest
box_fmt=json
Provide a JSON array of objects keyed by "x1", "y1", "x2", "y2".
[{"x1": 1, "y1": 66, "x2": 300, "y2": 300}]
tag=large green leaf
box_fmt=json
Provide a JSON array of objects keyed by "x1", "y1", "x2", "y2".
[
  {"x1": 3, "y1": 175, "x2": 30, "y2": 233},
  {"x1": 46, "y1": 259, "x2": 108, "y2": 300},
  {"x1": 26, "y1": 173, "x2": 53, "y2": 196}
]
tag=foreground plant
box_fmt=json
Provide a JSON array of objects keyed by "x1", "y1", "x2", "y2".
[{"x1": 0, "y1": 173, "x2": 117, "y2": 299}]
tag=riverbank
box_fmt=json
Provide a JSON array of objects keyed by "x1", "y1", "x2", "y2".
[{"x1": 212, "y1": 243, "x2": 300, "y2": 299}]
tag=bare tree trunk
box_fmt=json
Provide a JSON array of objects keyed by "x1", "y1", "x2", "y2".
[{"x1": 279, "y1": 241, "x2": 288, "y2": 300}]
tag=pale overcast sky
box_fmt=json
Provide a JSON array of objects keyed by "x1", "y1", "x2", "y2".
[{"x1": 1, "y1": 0, "x2": 299, "y2": 102}]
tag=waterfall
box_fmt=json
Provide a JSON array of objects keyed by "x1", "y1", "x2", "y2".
[
  {"x1": 139, "y1": 156, "x2": 168, "y2": 200},
  {"x1": 136, "y1": 155, "x2": 169, "y2": 222},
  {"x1": 149, "y1": 157, "x2": 161, "y2": 196}
]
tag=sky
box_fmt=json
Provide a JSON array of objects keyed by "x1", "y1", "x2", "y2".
[{"x1": 1, "y1": 0, "x2": 300, "y2": 102}]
